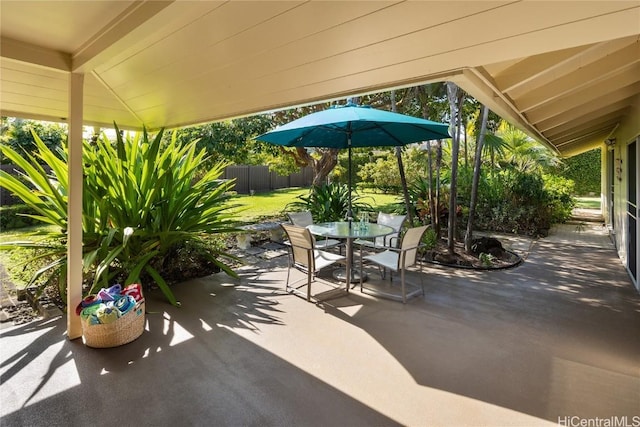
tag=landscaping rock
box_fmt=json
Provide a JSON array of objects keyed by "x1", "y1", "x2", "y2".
[{"x1": 470, "y1": 237, "x2": 505, "y2": 257}]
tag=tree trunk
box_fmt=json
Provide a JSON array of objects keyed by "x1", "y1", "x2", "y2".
[
  {"x1": 390, "y1": 90, "x2": 414, "y2": 224},
  {"x1": 464, "y1": 104, "x2": 489, "y2": 253},
  {"x1": 435, "y1": 139, "x2": 442, "y2": 238},
  {"x1": 426, "y1": 140, "x2": 435, "y2": 227},
  {"x1": 283, "y1": 146, "x2": 339, "y2": 186},
  {"x1": 419, "y1": 93, "x2": 437, "y2": 230},
  {"x1": 311, "y1": 148, "x2": 339, "y2": 186},
  {"x1": 446, "y1": 82, "x2": 461, "y2": 254}
]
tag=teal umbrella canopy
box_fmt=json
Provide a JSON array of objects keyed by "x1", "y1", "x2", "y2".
[
  {"x1": 256, "y1": 103, "x2": 450, "y2": 222},
  {"x1": 256, "y1": 103, "x2": 450, "y2": 148}
]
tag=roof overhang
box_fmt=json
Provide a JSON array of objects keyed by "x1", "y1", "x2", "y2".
[{"x1": 1, "y1": 1, "x2": 639, "y2": 156}]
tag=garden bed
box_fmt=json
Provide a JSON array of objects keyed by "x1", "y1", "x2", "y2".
[{"x1": 423, "y1": 236, "x2": 523, "y2": 270}]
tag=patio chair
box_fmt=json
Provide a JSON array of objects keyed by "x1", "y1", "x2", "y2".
[
  {"x1": 359, "y1": 225, "x2": 429, "y2": 303},
  {"x1": 355, "y1": 212, "x2": 406, "y2": 251},
  {"x1": 287, "y1": 211, "x2": 342, "y2": 251},
  {"x1": 281, "y1": 224, "x2": 346, "y2": 302}
]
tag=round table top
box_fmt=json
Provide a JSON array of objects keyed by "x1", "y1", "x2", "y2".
[{"x1": 307, "y1": 221, "x2": 394, "y2": 239}]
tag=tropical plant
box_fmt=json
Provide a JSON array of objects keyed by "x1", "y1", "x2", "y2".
[
  {"x1": 0, "y1": 117, "x2": 67, "y2": 162},
  {"x1": 469, "y1": 167, "x2": 574, "y2": 236},
  {"x1": 286, "y1": 183, "x2": 372, "y2": 223},
  {"x1": 0, "y1": 125, "x2": 238, "y2": 306},
  {"x1": 479, "y1": 252, "x2": 494, "y2": 267},
  {"x1": 498, "y1": 122, "x2": 561, "y2": 172}
]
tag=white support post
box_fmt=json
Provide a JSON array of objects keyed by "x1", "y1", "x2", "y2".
[{"x1": 67, "y1": 72, "x2": 84, "y2": 340}]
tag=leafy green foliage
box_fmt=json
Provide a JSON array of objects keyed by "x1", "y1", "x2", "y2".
[
  {"x1": 542, "y1": 174, "x2": 576, "y2": 224},
  {"x1": 0, "y1": 126, "x2": 238, "y2": 306},
  {"x1": 286, "y1": 183, "x2": 372, "y2": 222},
  {"x1": 358, "y1": 147, "x2": 429, "y2": 193},
  {"x1": 559, "y1": 148, "x2": 601, "y2": 195},
  {"x1": 468, "y1": 167, "x2": 575, "y2": 236},
  {"x1": 1, "y1": 118, "x2": 66, "y2": 162},
  {"x1": 421, "y1": 227, "x2": 437, "y2": 250},
  {"x1": 168, "y1": 115, "x2": 275, "y2": 166},
  {"x1": 0, "y1": 204, "x2": 41, "y2": 229}
]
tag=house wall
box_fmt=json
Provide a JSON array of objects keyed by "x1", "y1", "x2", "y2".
[{"x1": 605, "y1": 93, "x2": 640, "y2": 291}]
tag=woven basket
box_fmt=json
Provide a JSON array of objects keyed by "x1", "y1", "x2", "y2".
[{"x1": 81, "y1": 301, "x2": 145, "y2": 348}]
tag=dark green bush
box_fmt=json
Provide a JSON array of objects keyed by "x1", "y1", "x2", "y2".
[
  {"x1": 560, "y1": 148, "x2": 600, "y2": 195},
  {"x1": 471, "y1": 168, "x2": 574, "y2": 236},
  {"x1": 0, "y1": 204, "x2": 41, "y2": 230},
  {"x1": 286, "y1": 183, "x2": 372, "y2": 222}
]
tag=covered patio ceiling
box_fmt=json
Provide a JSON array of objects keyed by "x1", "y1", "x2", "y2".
[{"x1": 1, "y1": 1, "x2": 639, "y2": 157}]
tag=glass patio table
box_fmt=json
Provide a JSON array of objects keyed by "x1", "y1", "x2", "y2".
[{"x1": 307, "y1": 221, "x2": 394, "y2": 290}]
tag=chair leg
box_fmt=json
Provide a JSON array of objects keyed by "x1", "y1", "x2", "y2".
[
  {"x1": 401, "y1": 268, "x2": 406, "y2": 304},
  {"x1": 285, "y1": 264, "x2": 291, "y2": 293},
  {"x1": 419, "y1": 259, "x2": 425, "y2": 297},
  {"x1": 307, "y1": 269, "x2": 312, "y2": 302},
  {"x1": 359, "y1": 248, "x2": 364, "y2": 292}
]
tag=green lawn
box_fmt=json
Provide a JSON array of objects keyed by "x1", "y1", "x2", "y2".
[
  {"x1": 227, "y1": 187, "x2": 401, "y2": 223},
  {"x1": 574, "y1": 196, "x2": 601, "y2": 209}
]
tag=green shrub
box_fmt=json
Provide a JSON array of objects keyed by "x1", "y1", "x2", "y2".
[
  {"x1": 421, "y1": 227, "x2": 437, "y2": 250},
  {"x1": 286, "y1": 183, "x2": 372, "y2": 222},
  {"x1": 560, "y1": 148, "x2": 600, "y2": 195},
  {"x1": 471, "y1": 168, "x2": 574, "y2": 236},
  {"x1": 357, "y1": 148, "x2": 429, "y2": 194},
  {"x1": 543, "y1": 174, "x2": 575, "y2": 223},
  {"x1": 0, "y1": 204, "x2": 41, "y2": 230},
  {"x1": 0, "y1": 125, "x2": 238, "y2": 306}
]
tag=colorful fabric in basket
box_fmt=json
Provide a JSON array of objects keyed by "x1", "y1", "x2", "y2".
[
  {"x1": 77, "y1": 284, "x2": 143, "y2": 323},
  {"x1": 114, "y1": 295, "x2": 136, "y2": 314},
  {"x1": 96, "y1": 304, "x2": 119, "y2": 324},
  {"x1": 122, "y1": 283, "x2": 143, "y2": 302},
  {"x1": 97, "y1": 284, "x2": 122, "y2": 302}
]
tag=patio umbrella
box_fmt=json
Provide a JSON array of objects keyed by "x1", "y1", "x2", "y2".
[{"x1": 256, "y1": 103, "x2": 450, "y2": 221}]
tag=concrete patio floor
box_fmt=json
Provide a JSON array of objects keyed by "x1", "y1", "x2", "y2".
[{"x1": 1, "y1": 222, "x2": 639, "y2": 426}]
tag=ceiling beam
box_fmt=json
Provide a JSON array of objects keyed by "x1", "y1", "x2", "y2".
[
  {"x1": 547, "y1": 117, "x2": 621, "y2": 142},
  {"x1": 516, "y1": 40, "x2": 640, "y2": 112},
  {"x1": 543, "y1": 109, "x2": 625, "y2": 139},
  {"x1": 72, "y1": 0, "x2": 175, "y2": 72},
  {"x1": 539, "y1": 101, "x2": 630, "y2": 134},
  {"x1": 0, "y1": 37, "x2": 71, "y2": 71},
  {"x1": 555, "y1": 123, "x2": 619, "y2": 147},
  {"x1": 502, "y1": 35, "x2": 639, "y2": 98},
  {"x1": 526, "y1": 76, "x2": 640, "y2": 124},
  {"x1": 494, "y1": 45, "x2": 590, "y2": 93}
]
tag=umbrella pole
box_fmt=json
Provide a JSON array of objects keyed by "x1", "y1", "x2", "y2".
[{"x1": 348, "y1": 143, "x2": 353, "y2": 224}]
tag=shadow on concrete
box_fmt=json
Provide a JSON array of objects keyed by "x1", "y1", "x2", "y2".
[
  {"x1": 317, "y1": 229, "x2": 640, "y2": 423},
  {"x1": 1, "y1": 276, "x2": 399, "y2": 426},
  {"x1": 2, "y1": 222, "x2": 638, "y2": 426}
]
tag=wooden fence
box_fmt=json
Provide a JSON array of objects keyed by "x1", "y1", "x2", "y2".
[{"x1": 222, "y1": 165, "x2": 314, "y2": 194}]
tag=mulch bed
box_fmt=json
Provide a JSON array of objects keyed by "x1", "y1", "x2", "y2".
[{"x1": 423, "y1": 237, "x2": 522, "y2": 270}]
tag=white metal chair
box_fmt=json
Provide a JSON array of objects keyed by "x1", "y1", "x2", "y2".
[
  {"x1": 355, "y1": 212, "x2": 406, "y2": 251},
  {"x1": 287, "y1": 211, "x2": 342, "y2": 250},
  {"x1": 281, "y1": 224, "x2": 346, "y2": 302},
  {"x1": 359, "y1": 225, "x2": 429, "y2": 303}
]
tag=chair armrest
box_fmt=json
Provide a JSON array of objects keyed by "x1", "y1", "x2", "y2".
[
  {"x1": 384, "y1": 235, "x2": 400, "y2": 248},
  {"x1": 385, "y1": 244, "x2": 422, "y2": 254}
]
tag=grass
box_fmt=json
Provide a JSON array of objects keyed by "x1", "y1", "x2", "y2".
[
  {"x1": 574, "y1": 196, "x2": 601, "y2": 209},
  {"x1": 0, "y1": 224, "x2": 59, "y2": 290},
  {"x1": 1, "y1": 188, "x2": 402, "y2": 288},
  {"x1": 227, "y1": 187, "x2": 401, "y2": 223},
  {"x1": 1, "y1": 186, "x2": 401, "y2": 261}
]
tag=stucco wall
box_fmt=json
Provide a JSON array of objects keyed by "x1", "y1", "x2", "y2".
[{"x1": 606, "y1": 93, "x2": 640, "y2": 290}]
